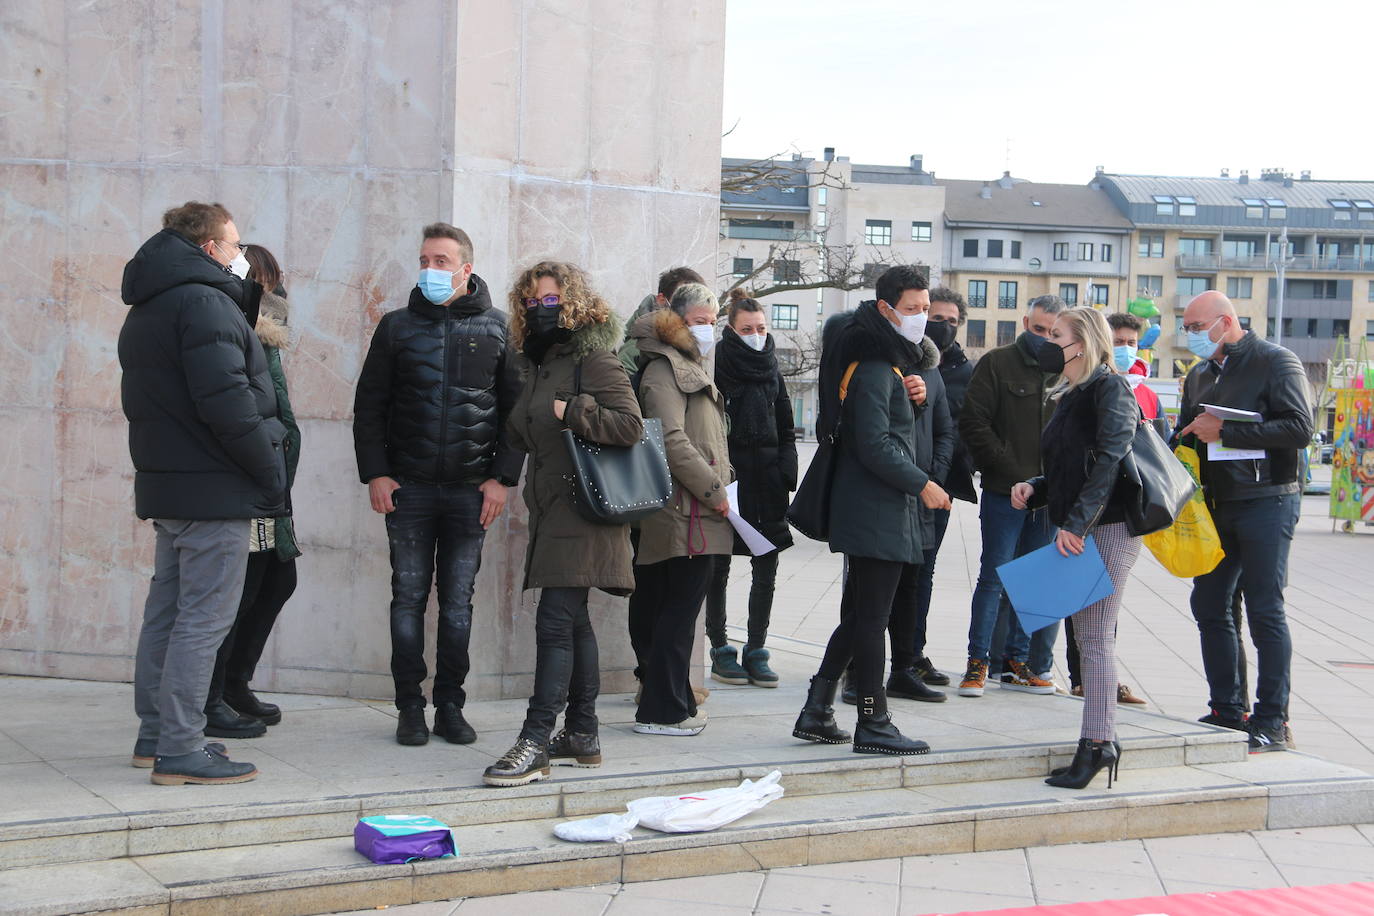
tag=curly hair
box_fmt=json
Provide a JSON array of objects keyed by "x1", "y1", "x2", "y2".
[{"x1": 506, "y1": 261, "x2": 611, "y2": 348}]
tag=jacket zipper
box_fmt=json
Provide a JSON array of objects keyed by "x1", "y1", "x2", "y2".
[{"x1": 436, "y1": 310, "x2": 451, "y2": 481}]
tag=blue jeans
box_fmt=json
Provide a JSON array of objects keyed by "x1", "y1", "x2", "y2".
[
  {"x1": 1190, "y1": 492, "x2": 1300, "y2": 729},
  {"x1": 385, "y1": 481, "x2": 487, "y2": 709},
  {"x1": 967, "y1": 492, "x2": 1057, "y2": 671}
]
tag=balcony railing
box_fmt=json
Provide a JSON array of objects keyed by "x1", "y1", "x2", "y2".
[
  {"x1": 1218, "y1": 253, "x2": 1368, "y2": 272},
  {"x1": 997, "y1": 297, "x2": 1019, "y2": 309},
  {"x1": 968, "y1": 297, "x2": 987, "y2": 309},
  {"x1": 723, "y1": 226, "x2": 818, "y2": 242},
  {"x1": 1175, "y1": 253, "x2": 1219, "y2": 271}
]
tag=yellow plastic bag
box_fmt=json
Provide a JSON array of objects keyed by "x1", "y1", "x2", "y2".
[{"x1": 1141, "y1": 445, "x2": 1225, "y2": 578}]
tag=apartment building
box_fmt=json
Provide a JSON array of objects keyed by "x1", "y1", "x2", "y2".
[
  {"x1": 939, "y1": 175, "x2": 1132, "y2": 357},
  {"x1": 1096, "y1": 170, "x2": 1374, "y2": 380}
]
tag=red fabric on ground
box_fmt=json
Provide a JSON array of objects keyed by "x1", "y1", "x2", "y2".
[{"x1": 921, "y1": 881, "x2": 1374, "y2": 916}]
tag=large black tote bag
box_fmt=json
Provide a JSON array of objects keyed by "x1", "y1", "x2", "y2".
[
  {"x1": 786, "y1": 434, "x2": 837, "y2": 540},
  {"x1": 1119, "y1": 418, "x2": 1197, "y2": 536}
]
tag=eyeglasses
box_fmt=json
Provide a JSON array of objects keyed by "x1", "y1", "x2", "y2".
[
  {"x1": 1181, "y1": 317, "x2": 1221, "y2": 333},
  {"x1": 214, "y1": 239, "x2": 246, "y2": 256},
  {"x1": 524, "y1": 294, "x2": 561, "y2": 308}
]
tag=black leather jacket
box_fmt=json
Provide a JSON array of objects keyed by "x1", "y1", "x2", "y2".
[
  {"x1": 353, "y1": 275, "x2": 525, "y2": 486},
  {"x1": 1026, "y1": 367, "x2": 1138, "y2": 536},
  {"x1": 1175, "y1": 331, "x2": 1312, "y2": 506}
]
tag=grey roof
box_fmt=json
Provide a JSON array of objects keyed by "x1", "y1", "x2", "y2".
[
  {"x1": 939, "y1": 179, "x2": 1133, "y2": 231},
  {"x1": 850, "y1": 163, "x2": 936, "y2": 186},
  {"x1": 1102, "y1": 174, "x2": 1374, "y2": 208},
  {"x1": 721, "y1": 156, "x2": 811, "y2": 210}
]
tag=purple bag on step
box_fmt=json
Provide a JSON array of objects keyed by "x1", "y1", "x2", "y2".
[{"x1": 354, "y1": 815, "x2": 458, "y2": 864}]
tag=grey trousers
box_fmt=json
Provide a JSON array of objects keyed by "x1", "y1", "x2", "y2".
[{"x1": 134, "y1": 518, "x2": 250, "y2": 756}]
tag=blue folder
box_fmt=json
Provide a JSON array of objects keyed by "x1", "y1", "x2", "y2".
[{"x1": 995, "y1": 534, "x2": 1115, "y2": 634}]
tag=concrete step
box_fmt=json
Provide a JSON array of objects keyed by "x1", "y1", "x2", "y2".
[{"x1": 3, "y1": 752, "x2": 1373, "y2": 916}]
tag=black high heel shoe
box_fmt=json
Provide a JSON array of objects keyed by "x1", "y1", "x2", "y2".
[
  {"x1": 1050, "y1": 739, "x2": 1120, "y2": 777},
  {"x1": 1045, "y1": 738, "x2": 1120, "y2": 789}
]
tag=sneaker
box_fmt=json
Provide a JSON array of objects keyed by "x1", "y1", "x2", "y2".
[
  {"x1": 396, "y1": 706, "x2": 429, "y2": 746},
  {"x1": 1116, "y1": 683, "x2": 1147, "y2": 705},
  {"x1": 547, "y1": 729, "x2": 602, "y2": 767},
  {"x1": 635, "y1": 684, "x2": 709, "y2": 706},
  {"x1": 150, "y1": 745, "x2": 258, "y2": 786},
  {"x1": 483, "y1": 738, "x2": 550, "y2": 787},
  {"x1": 432, "y1": 702, "x2": 476, "y2": 745},
  {"x1": 957, "y1": 658, "x2": 988, "y2": 697},
  {"x1": 913, "y1": 656, "x2": 950, "y2": 687},
  {"x1": 999, "y1": 659, "x2": 1055, "y2": 694},
  {"x1": 633, "y1": 712, "x2": 708, "y2": 736},
  {"x1": 1247, "y1": 721, "x2": 1288, "y2": 754},
  {"x1": 709, "y1": 646, "x2": 749, "y2": 685},
  {"x1": 1198, "y1": 709, "x2": 1247, "y2": 731}
]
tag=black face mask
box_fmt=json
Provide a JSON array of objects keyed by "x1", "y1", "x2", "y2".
[
  {"x1": 1034, "y1": 336, "x2": 1078, "y2": 375},
  {"x1": 523, "y1": 308, "x2": 570, "y2": 363},
  {"x1": 925, "y1": 319, "x2": 957, "y2": 352}
]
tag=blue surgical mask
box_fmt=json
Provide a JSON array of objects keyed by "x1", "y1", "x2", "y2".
[
  {"x1": 418, "y1": 268, "x2": 455, "y2": 304},
  {"x1": 1113, "y1": 345, "x2": 1138, "y2": 372},
  {"x1": 1186, "y1": 318, "x2": 1222, "y2": 361}
]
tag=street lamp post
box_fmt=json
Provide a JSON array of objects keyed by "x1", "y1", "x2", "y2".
[{"x1": 1273, "y1": 227, "x2": 1291, "y2": 347}]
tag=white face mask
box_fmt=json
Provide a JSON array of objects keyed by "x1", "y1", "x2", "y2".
[
  {"x1": 889, "y1": 308, "x2": 928, "y2": 345},
  {"x1": 689, "y1": 323, "x2": 717, "y2": 356},
  {"x1": 740, "y1": 332, "x2": 766, "y2": 351},
  {"x1": 228, "y1": 252, "x2": 250, "y2": 280}
]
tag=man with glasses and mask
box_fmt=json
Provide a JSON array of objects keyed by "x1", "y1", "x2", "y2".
[
  {"x1": 119, "y1": 201, "x2": 286, "y2": 785},
  {"x1": 1176, "y1": 291, "x2": 1311, "y2": 752},
  {"x1": 353, "y1": 223, "x2": 524, "y2": 748}
]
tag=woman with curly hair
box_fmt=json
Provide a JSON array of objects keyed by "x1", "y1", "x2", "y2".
[{"x1": 482, "y1": 262, "x2": 644, "y2": 787}]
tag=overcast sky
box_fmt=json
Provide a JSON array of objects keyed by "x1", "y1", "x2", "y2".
[{"x1": 722, "y1": 0, "x2": 1374, "y2": 186}]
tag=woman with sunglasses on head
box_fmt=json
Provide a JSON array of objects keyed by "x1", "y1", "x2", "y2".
[{"x1": 482, "y1": 262, "x2": 644, "y2": 787}]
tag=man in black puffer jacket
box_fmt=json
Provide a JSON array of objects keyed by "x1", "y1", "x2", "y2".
[
  {"x1": 119, "y1": 201, "x2": 286, "y2": 786},
  {"x1": 353, "y1": 223, "x2": 524, "y2": 747}
]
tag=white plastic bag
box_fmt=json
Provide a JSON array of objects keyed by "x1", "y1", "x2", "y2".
[
  {"x1": 626, "y1": 770, "x2": 784, "y2": 833},
  {"x1": 553, "y1": 811, "x2": 639, "y2": 843}
]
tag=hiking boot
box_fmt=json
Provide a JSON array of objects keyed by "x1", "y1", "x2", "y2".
[
  {"x1": 886, "y1": 666, "x2": 947, "y2": 703},
  {"x1": 203, "y1": 700, "x2": 267, "y2": 738},
  {"x1": 483, "y1": 738, "x2": 550, "y2": 787},
  {"x1": 709, "y1": 645, "x2": 749, "y2": 685},
  {"x1": 999, "y1": 659, "x2": 1055, "y2": 694},
  {"x1": 742, "y1": 646, "x2": 779, "y2": 688},
  {"x1": 853, "y1": 691, "x2": 930, "y2": 756},
  {"x1": 224, "y1": 680, "x2": 281, "y2": 726},
  {"x1": 151, "y1": 745, "x2": 258, "y2": 785},
  {"x1": 792, "y1": 676, "x2": 851, "y2": 744},
  {"x1": 1247, "y1": 721, "x2": 1288, "y2": 754},
  {"x1": 548, "y1": 729, "x2": 602, "y2": 767},
  {"x1": 957, "y1": 658, "x2": 988, "y2": 697},
  {"x1": 1116, "y1": 683, "x2": 1147, "y2": 705},
  {"x1": 633, "y1": 712, "x2": 708, "y2": 736},
  {"x1": 133, "y1": 740, "x2": 225, "y2": 769},
  {"x1": 913, "y1": 655, "x2": 950, "y2": 686},
  {"x1": 432, "y1": 702, "x2": 476, "y2": 744},
  {"x1": 1198, "y1": 709, "x2": 1247, "y2": 731},
  {"x1": 395, "y1": 706, "x2": 429, "y2": 746}
]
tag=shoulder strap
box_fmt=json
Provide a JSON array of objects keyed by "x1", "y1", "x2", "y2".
[
  {"x1": 573, "y1": 362, "x2": 583, "y2": 396},
  {"x1": 838, "y1": 362, "x2": 904, "y2": 402}
]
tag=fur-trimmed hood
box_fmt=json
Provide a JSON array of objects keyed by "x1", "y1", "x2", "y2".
[
  {"x1": 255, "y1": 314, "x2": 289, "y2": 350},
  {"x1": 629, "y1": 307, "x2": 716, "y2": 396},
  {"x1": 562, "y1": 310, "x2": 625, "y2": 361}
]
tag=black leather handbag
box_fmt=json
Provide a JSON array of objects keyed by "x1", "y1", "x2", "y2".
[
  {"x1": 561, "y1": 364, "x2": 672, "y2": 525},
  {"x1": 786, "y1": 435, "x2": 837, "y2": 540},
  {"x1": 1118, "y1": 415, "x2": 1197, "y2": 536}
]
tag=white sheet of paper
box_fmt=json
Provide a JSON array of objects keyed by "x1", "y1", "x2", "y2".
[
  {"x1": 1200, "y1": 403, "x2": 1262, "y2": 422},
  {"x1": 723, "y1": 482, "x2": 777, "y2": 556},
  {"x1": 1209, "y1": 441, "x2": 1265, "y2": 461}
]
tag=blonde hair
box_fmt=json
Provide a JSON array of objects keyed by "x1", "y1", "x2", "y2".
[
  {"x1": 1048, "y1": 307, "x2": 1114, "y2": 400},
  {"x1": 507, "y1": 261, "x2": 610, "y2": 348}
]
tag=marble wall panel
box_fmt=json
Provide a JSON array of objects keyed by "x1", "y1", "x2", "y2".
[
  {"x1": 585, "y1": 186, "x2": 655, "y2": 316},
  {"x1": 654, "y1": 1, "x2": 728, "y2": 194},
  {"x1": 652, "y1": 191, "x2": 722, "y2": 285},
  {"x1": 362, "y1": 169, "x2": 445, "y2": 311},
  {"x1": 517, "y1": 0, "x2": 592, "y2": 181},
  {"x1": 266, "y1": 544, "x2": 361, "y2": 695},
  {"x1": 0, "y1": 1, "x2": 67, "y2": 159},
  {"x1": 511, "y1": 178, "x2": 591, "y2": 269},
  {"x1": 141, "y1": 0, "x2": 207, "y2": 164},
  {"x1": 289, "y1": 418, "x2": 362, "y2": 553},
  {"x1": 65, "y1": 0, "x2": 149, "y2": 163},
  {"x1": 220, "y1": 2, "x2": 293, "y2": 166},
  {"x1": 137, "y1": 167, "x2": 225, "y2": 237},
  {"x1": 0, "y1": 164, "x2": 68, "y2": 408},
  {"x1": 287, "y1": 0, "x2": 370, "y2": 168},
  {"x1": 0, "y1": 408, "x2": 61, "y2": 652},
  {"x1": 450, "y1": 171, "x2": 514, "y2": 290},
  {"x1": 218, "y1": 168, "x2": 291, "y2": 259},
  {"x1": 364, "y1": 0, "x2": 449, "y2": 171},
  {"x1": 450, "y1": 1, "x2": 520, "y2": 172},
  {"x1": 587, "y1": 0, "x2": 658, "y2": 188}
]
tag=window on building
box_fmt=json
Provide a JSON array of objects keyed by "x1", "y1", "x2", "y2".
[
  {"x1": 1286, "y1": 278, "x2": 1338, "y2": 299},
  {"x1": 816, "y1": 210, "x2": 827, "y2": 227},
  {"x1": 968, "y1": 280, "x2": 987, "y2": 309},
  {"x1": 1241, "y1": 198, "x2": 1265, "y2": 219},
  {"x1": 732, "y1": 257, "x2": 753, "y2": 277},
  {"x1": 1177, "y1": 276, "x2": 1212, "y2": 298},
  {"x1": 1091, "y1": 284, "x2": 1109, "y2": 306},
  {"x1": 1053, "y1": 242, "x2": 1069, "y2": 261},
  {"x1": 1265, "y1": 198, "x2": 1286, "y2": 220},
  {"x1": 1101, "y1": 243, "x2": 1112, "y2": 263},
  {"x1": 861, "y1": 262, "x2": 885, "y2": 286},
  {"x1": 771, "y1": 304, "x2": 799, "y2": 330},
  {"x1": 1305, "y1": 318, "x2": 1318, "y2": 338},
  {"x1": 816, "y1": 289, "x2": 824, "y2": 315},
  {"x1": 773, "y1": 259, "x2": 801, "y2": 283},
  {"x1": 996, "y1": 320, "x2": 1017, "y2": 346},
  {"x1": 1367, "y1": 320, "x2": 1374, "y2": 341},
  {"x1": 1153, "y1": 194, "x2": 1174, "y2": 217},
  {"x1": 865, "y1": 219, "x2": 892, "y2": 245},
  {"x1": 1356, "y1": 200, "x2": 1374, "y2": 221},
  {"x1": 1223, "y1": 236, "x2": 1261, "y2": 259},
  {"x1": 1059, "y1": 283, "x2": 1079, "y2": 305},
  {"x1": 1239, "y1": 316, "x2": 1251, "y2": 330},
  {"x1": 1369, "y1": 280, "x2": 1374, "y2": 302},
  {"x1": 1332, "y1": 199, "x2": 1353, "y2": 221},
  {"x1": 987, "y1": 239, "x2": 1004, "y2": 258},
  {"x1": 1226, "y1": 276, "x2": 1253, "y2": 299},
  {"x1": 998, "y1": 280, "x2": 1019, "y2": 309},
  {"x1": 1282, "y1": 317, "x2": 1293, "y2": 338},
  {"x1": 1138, "y1": 234, "x2": 1164, "y2": 258},
  {"x1": 1177, "y1": 196, "x2": 1197, "y2": 217},
  {"x1": 1178, "y1": 237, "x2": 1214, "y2": 256},
  {"x1": 963, "y1": 238, "x2": 979, "y2": 258},
  {"x1": 1010, "y1": 240, "x2": 1022, "y2": 259},
  {"x1": 966, "y1": 319, "x2": 986, "y2": 348},
  {"x1": 817, "y1": 186, "x2": 828, "y2": 207},
  {"x1": 1137, "y1": 275, "x2": 1163, "y2": 296},
  {"x1": 1334, "y1": 319, "x2": 1349, "y2": 338},
  {"x1": 911, "y1": 221, "x2": 932, "y2": 242},
  {"x1": 1077, "y1": 242, "x2": 1094, "y2": 261}
]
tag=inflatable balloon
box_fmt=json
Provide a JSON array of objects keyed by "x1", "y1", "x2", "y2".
[
  {"x1": 1140, "y1": 324, "x2": 1161, "y2": 348},
  {"x1": 1127, "y1": 297, "x2": 1160, "y2": 319}
]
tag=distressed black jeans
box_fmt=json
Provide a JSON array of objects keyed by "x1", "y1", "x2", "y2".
[
  {"x1": 385, "y1": 481, "x2": 486, "y2": 710},
  {"x1": 520, "y1": 587, "x2": 599, "y2": 745}
]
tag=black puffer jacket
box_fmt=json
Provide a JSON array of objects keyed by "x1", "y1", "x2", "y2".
[
  {"x1": 118, "y1": 229, "x2": 287, "y2": 520},
  {"x1": 1175, "y1": 331, "x2": 1313, "y2": 507},
  {"x1": 909, "y1": 337, "x2": 955, "y2": 545},
  {"x1": 1026, "y1": 367, "x2": 1138, "y2": 535},
  {"x1": 353, "y1": 275, "x2": 524, "y2": 486},
  {"x1": 938, "y1": 342, "x2": 977, "y2": 503}
]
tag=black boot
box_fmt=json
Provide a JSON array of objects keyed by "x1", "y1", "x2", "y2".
[
  {"x1": 432, "y1": 702, "x2": 476, "y2": 744},
  {"x1": 887, "y1": 666, "x2": 947, "y2": 703},
  {"x1": 853, "y1": 690, "x2": 929, "y2": 756},
  {"x1": 548, "y1": 729, "x2": 602, "y2": 767},
  {"x1": 1051, "y1": 739, "x2": 1120, "y2": 776},
  {"x1": 792, "y1": 676, "x2": 852, "y2": 744},
  {"x1": 1045, "y1": 738, "x2": 1120, "y2": 789},
  {"x1": 395, "y1": 706, "x2": 429, "y2": 746},
  {"x1": 224, "y1": 680, "x2": 281, "y2": 726},
  {"x1": 203, "y1": 700, "x2": 266, "y2": 738},
  {"x1": 840, "y1": 670, "x2": 858, "y2": 706}
]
